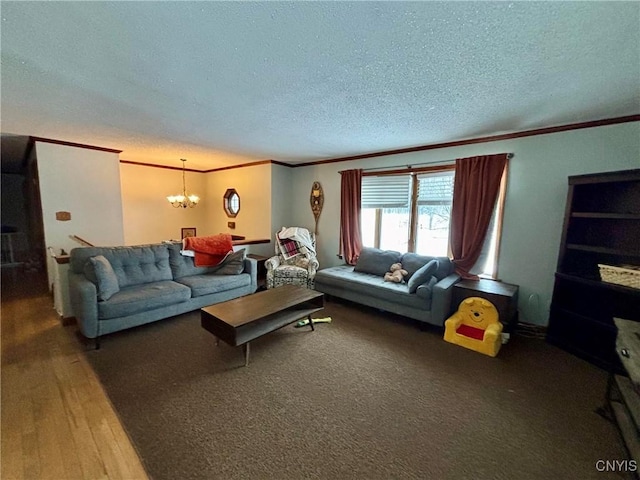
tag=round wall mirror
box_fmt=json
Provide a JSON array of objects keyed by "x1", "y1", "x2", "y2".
[{"x1": 223, "y1": 188, "x2": 240, "y2": 217}]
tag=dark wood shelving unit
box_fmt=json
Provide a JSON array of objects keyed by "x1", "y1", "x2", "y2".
[
  {"x1": 566, "y1": 244, "x2": 640, "y2": 256},
  {"x1": 547, "y1": 169, "x2": 640, "y2": 372},
  {"x1": 572, "y1": 212, "x2": 640, "y2": 220}
]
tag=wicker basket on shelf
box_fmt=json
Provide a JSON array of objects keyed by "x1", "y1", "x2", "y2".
[{"x1": 598, "y1": 264, "x2": 640, "y2": 289}]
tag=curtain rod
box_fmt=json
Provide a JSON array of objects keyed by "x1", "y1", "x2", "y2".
[{"x1": 339, "y1": 153, "x2": 514, "y2": 174}]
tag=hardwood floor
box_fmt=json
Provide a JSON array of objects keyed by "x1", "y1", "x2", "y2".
[{"x1": 1, "y1": 271, "x2": 148, "y2": 480}]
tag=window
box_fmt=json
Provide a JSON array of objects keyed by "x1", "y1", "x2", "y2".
[
  {"x1": 223, "y1": 188, "x2": 240, "y2": 217},
  {"x1": 360, "y1": 166, "x2": 505, "y2": 278},
  {"x1": 415, "y1": 171, "x2": 454, "y2": 256},
  {"x1": 470, "y1": 167, "x2": 508, "y2": 278},
  {"x1": 361, "y1": 175, "x2": 411, "y2": 252}
]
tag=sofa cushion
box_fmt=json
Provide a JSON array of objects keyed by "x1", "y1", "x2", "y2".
[
  {"x1": 83, "y1": 260, "x2": 98, "y2": 284},
  {"x1": 314, "y1": 266, "x2": 432, "y2": 310},
  {"x1": 401, "y1": 253, "x2": 454, "y2": 281},
  {"x1": 71, "y1": 244, "x2": 173, "y2": 288},
  {"x1": 111, "y1": 245, "x2": 173, "y2": 287},
  {"x1": 416, "y1": 276, "x2": 438, "y2": 300},
  {"x1": 97, "y1": 280, "x2": 191, "y2": 320},
  {"x1": 354, "y1": 247, "x2": 401, "y2": 277},
  {"x1": 168, "y1": 242, "x2": 217, "y2": 279},
  {"x1": 433, "y1": 259, "x2": 456, "y2": 280},
  {"x1": 401, "y1": 253, "x2": 435, "y2": 280},
  {"x1": 408, "y1": 259, "x2": 439, "y2": 293},
  {"x1": 87, "y1": 255, "x2": 120, "y2": 301},
  {"x1": 175, "y1": 273, "x2": 251, "y2": 297},
  {"x1": 211, "y1": 248, "x2": 246, "y2": 275}
]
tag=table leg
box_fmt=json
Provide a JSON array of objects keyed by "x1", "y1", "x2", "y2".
[
  {"x1": 243, "y1": 342, "x2": 250, "y2": 367},
  {"x1": 308, "y1": 315, "x2": 315, "y2": 331}
]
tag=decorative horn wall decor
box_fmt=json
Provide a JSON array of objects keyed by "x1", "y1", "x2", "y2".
[{"x1": 310, "y1": 181, "x2": 324, "y2": 234}]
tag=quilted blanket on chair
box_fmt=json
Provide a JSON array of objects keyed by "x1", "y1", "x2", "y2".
[
  {"x1": 183, "y1": 234, "x2": 233, "y2": 267},
  {"x1": 277, "y1": 227, "x2": 315, "y2": 259}
]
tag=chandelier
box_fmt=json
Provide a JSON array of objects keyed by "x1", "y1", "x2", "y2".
[{"x1": 167, "y1": 158, "x2": 200, "y2": 208}]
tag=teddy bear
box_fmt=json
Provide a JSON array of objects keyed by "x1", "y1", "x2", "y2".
[{"x1": 384, "y1": 263, "x2": 408, "y2": 283}]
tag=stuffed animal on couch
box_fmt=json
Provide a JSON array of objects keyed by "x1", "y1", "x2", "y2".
[{"x1": 384, "y1": 263, "x2": 408, "y2": 283}]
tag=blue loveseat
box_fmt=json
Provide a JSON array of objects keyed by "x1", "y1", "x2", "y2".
[
  {"x1": 68, "y1": 242, "x2": 257, "y2": 347},
  {"x1": 313, "y1": 247, "x2": 460, "y2": 327}
]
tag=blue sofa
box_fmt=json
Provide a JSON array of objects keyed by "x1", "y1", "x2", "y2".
[
  {"x1": 313, "y1": 247, "x2": 460, "y2": 327},
  {"x1": 68, "y1": 242, "x2": 257, "y2": 347}
]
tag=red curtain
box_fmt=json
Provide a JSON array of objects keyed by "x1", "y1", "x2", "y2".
[
  {"x1": 450, "y1": 154, "x2": 508, "y2": 279},
  {"x1": 339, "y1": 169, "x2": 363, "y2": 265}
]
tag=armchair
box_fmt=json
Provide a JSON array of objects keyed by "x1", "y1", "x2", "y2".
[
  {"x1": 266, "y1": 227, "x2": 319, "y2": 289},
  {"x1": 444, "y1": 297, "x2": 503, "y2": 357}
]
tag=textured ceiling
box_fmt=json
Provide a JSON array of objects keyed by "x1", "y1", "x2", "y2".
[{"x1": 1, "y1": 2, "x2": 639, "y2": 170}]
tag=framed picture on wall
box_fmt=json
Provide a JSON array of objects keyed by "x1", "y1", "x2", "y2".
[{"x1": 181, "y1": 227, "x2": 196, "y2": 239}]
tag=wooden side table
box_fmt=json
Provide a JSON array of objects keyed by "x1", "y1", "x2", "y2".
[
  {"x1": 247, "y1": 254, "x2": 268, "y2": 290},
  {"x1": 452, "y1": 279, "x2": 519, "y2": 332}
]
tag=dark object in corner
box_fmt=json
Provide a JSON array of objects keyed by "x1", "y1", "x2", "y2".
[{"x1": 547, "y1": 169, "x2": 640, "y2": 373}]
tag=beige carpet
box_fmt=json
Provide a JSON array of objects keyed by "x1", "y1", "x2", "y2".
[{"x1": 85, "y1": 300, "x2": 628, "y2": 480}]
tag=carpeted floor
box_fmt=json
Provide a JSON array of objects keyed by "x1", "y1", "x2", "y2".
[{"x1": 85, "y1": 300, "x2": 629, "y2": 480}]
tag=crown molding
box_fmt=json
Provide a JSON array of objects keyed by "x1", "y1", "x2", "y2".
[
  {"x1": 120, "y1": 158, "x2": 291, "y2": 173},
  {"x1": 292, "y1": 114, "x2": 640, "y2": 168},
  {"x1": 30, "y1": 114, "x2": 639, "y2": 172},
  {"x1": 202, "y1": 159, "x2": 290, "y2": 173},
  {"x1": 30, "y1": 136, "x2": 122, "y2": 153},
  {"x1": 119, "y1": 159, "x2": 202, "y2": 173}
]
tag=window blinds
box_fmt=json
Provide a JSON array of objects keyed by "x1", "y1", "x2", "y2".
[
  {"x1": 361, "y1": 171, "x2": 454, "y2": 208},
  {"x1": 361, "y1": 175, "x2": 411, "y2": 208},
  {"x1": 416, "y1": 171, "x2": 455, "y2": 205}
]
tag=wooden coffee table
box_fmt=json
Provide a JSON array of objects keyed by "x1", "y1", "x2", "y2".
[{"x1": 201, "y1": 284, "x2": 324, "y2": 366}]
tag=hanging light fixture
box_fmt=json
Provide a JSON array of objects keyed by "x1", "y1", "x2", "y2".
[{"x1": 167, "y1": 158, "x2": 200, "y2": 208}]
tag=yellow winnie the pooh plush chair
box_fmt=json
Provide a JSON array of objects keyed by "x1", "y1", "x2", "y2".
[{"x1": 444, "y1": 297, "x2": 503, "y2": 357}]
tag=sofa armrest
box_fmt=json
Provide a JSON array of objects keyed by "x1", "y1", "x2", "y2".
[
  {"x1": 68, "y1": 271, "x2": 100, "y2": 338},
  {"x1": 431, "y1": 273, "x2": 461, "y2": 326},
  {"x1": 243, "y1": 257, "x2": 258, "y2": 291},
  {"x1": 308, "y1": 258, "x2": 320, "y2": 278},
  {"x1": 265, "y1": 255, "x2": 281, "y2": 271}
]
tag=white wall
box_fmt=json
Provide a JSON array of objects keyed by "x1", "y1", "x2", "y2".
[
  {"x1": 262, "y1": 164, "x2": 294, "y2": 257},
  {"x1": 120, "y1": 163, "x2": 207, "y2": 245},
  {"x1": 289, "y1": 162, "x2": 342, "y2": 262},
  {"x1": 36, "y1": 141, "x2": 125, "y2": 287},
  {"x1": 289, "y1": 122, "x2": 640, "y2": 326},
  {"x1": 36, "y1": 142, "x2": 125, "y2": 252}
]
